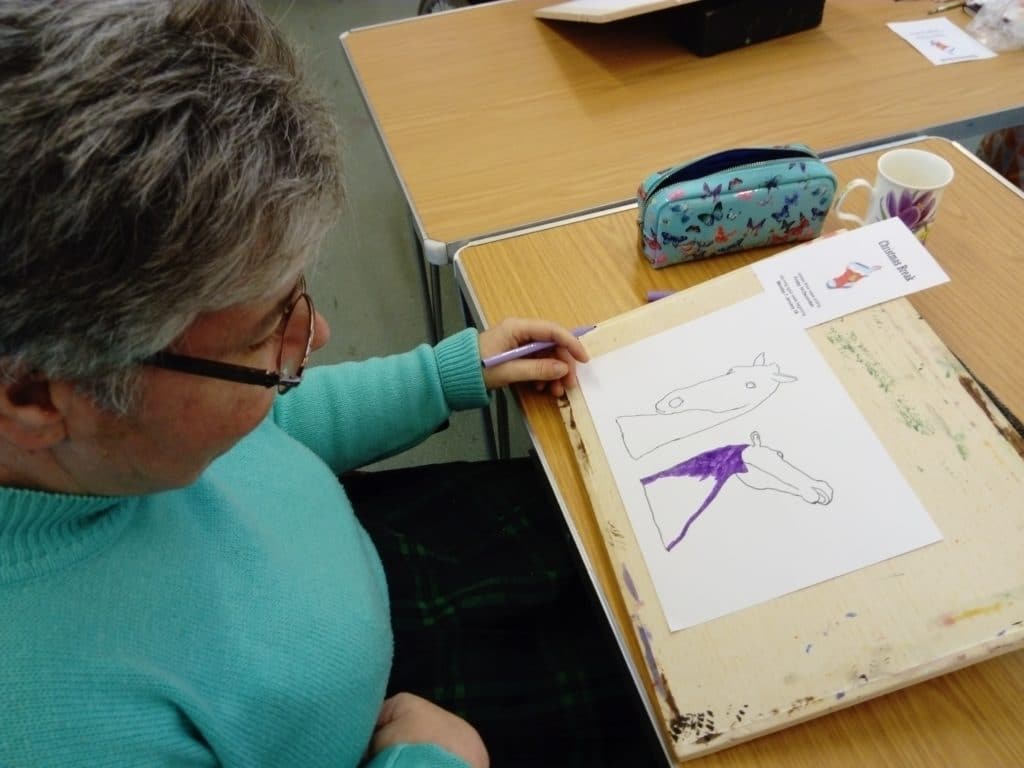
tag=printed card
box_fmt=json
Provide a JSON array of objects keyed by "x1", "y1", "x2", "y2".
[
  {"x1": 751, "y1": 218, "x2": 950, "y2": 329},
  {"x1": 887, "y1": 18, "x2": 997, "y2": 65}
]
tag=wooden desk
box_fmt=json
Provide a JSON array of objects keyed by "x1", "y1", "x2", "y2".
[
  {"x1": 343, "y1": 0, "x2": 1024, "y2": 259},
  {"x1": 454, "y1": 137, "x2": 1024, "y2": 766}
]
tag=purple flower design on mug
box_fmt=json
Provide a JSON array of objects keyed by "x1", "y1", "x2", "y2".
[{"x1": 880, "y1": 189, "x2": 937, "y2": 231}]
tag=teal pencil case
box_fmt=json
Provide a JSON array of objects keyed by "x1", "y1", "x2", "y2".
[{"x1": 636, "y1": 144, "x2": 837, "y2": 268}]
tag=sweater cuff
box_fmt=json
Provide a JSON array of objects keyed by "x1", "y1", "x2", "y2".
[
  {"x1": 364, "y1": 742, "x2": 472, "y2": 768},
  {"x1": 435, "y1": 328, "x2": 489, "y2": 411}
]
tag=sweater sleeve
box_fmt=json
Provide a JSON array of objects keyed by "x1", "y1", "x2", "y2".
[
  {"x1": 366, "y1": 743, "x2": 472, "y2": 768},
  {"x1": 271, "y1": 329, "x2": 489, "y2": 472}
]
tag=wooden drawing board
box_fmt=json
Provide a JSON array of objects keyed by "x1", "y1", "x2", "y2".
[
  {"x1": 534, "y1": 0, "x2": 700, "y2": 24},
  {"x1": 563, "y1": 267, "x2": 1024, "y2": 763}
]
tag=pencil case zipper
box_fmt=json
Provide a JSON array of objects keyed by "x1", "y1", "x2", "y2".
[{"x1": 639, "y1": 147, "x2": 820, "y2": 219}]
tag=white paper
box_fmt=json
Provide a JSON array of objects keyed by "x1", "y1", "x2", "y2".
[
  {"x1": 888, "y1": 18, "x2": 997, "y2": 65},
  {"x1": 576, "y1": 293, "x2": 942, "y2": 632},
  {"x1": 534, "y1": 0, "x2": 697, "y2": 23},
  {"x1": 751, "y1": 218, "x2": 949, "y2": 329}
]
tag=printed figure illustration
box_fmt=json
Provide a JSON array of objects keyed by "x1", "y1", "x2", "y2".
[
  {"x1": 616, "y1": 353, "x2": 797, "y2": 458},
  {"x1": 827, "y1": 261, "x2": 881, "y2": 289},
  {"x1": 640, "y1": 431, "x2": 834, "y2": 551}
]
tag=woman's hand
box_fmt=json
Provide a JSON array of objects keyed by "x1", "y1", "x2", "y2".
[
  {"x1": 478, "y1": 318, "x2": 590, "y2": 397},
  {"x1": 371, "y1": 692, "x2": 489, "y2": 768}
]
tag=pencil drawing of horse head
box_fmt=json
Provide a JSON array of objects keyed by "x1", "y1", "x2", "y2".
[
  {"x1": 618, "y1": 353, "x2": 797, "y2": 458},
  {"x1": 739, "y1": 431, "x2": 833, "y2": 504},
  {"x1": 654, "y1": 353, "x2": 796, "y2": 414}
]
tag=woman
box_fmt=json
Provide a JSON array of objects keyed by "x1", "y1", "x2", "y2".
[{"x1": 0, "y1": 2, "x2": 657, "y2": 766}]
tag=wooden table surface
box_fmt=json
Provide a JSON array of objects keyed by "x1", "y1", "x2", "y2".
[
  {"x1": 343, "y1": 0, "x2": 1024, "y2": 251},
  {"x1": 454, "y1": 137, "x2": 1024, "y2": 766}
]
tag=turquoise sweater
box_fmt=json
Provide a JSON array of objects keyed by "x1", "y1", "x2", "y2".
[{"x1": 0, "y1": 330, "x2": 488, "y2": 768}]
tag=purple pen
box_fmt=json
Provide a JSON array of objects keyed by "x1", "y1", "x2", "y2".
[
  {"x1": 646, "y1": 289, "x2": 675, "y2": 302},
  {"x1": 481, "y1": 325, "x2": 595, "y2": 369}
]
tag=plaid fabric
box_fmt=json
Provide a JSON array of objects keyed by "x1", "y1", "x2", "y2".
[{"x1": 344, "y1": 458, "x2": 663, "y2": 767}]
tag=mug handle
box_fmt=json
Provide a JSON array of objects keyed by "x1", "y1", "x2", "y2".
[{"x1": 833, "y1": 179, "x2": 873, "y2": 227}]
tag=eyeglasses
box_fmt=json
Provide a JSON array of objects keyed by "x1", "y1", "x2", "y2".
[{"x1": 144, "y1": 276, "x2": 315, "y2": 394}]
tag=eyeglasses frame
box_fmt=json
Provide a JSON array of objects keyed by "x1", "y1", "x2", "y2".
[{"x1": 144, "y1": 277, "x2": 315, "y2": 394}]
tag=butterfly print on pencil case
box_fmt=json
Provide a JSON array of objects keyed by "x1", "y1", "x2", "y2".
[
  {"x1": 702, "y1": 182, "x2": 722, "y2": 202},
  {"x1": 720, "y1": 236, "x2": 747, "y2": 253},
  {"x1": 668, "y1": 204, "x2": 691, "y2": 222},
  {"x1": 786, "y1": 214, "x2": 813, "y2": 238},
  {"x1": 644, "y1": 229, "x2": 662, "y2": 253},
  {"x1": 714, "y1": 225, "x2": 737, "y2": 243},
  {"x1": 697, "y1": 201, "x2": 724, "y2": 226}
]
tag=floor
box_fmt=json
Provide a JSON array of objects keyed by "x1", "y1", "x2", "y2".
[
  {"x1": 261, "y1": 0, "x2": 530, "y2": 470},
  {"x1": 260, "y1": 0, "x2": 999, "y2": 471}
]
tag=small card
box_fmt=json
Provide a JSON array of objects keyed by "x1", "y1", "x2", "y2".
[
  {"x1": 887, "y1": 18, "x2": 997, "y2": 65},
  {"x1": 751, "y1": 218, "x2": 950, "y2": 329}
]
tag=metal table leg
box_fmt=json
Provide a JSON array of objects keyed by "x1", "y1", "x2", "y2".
[
  {"x1": 459, "y1": 290, "x2": 500, "y2": 460},
  {"x1": 413, "y1": 231, "x2": 439, "y2": 345}
]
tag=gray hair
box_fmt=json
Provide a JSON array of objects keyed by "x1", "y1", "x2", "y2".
[{"x1": 0, "y1": 0, "x2": 341, "y2": 411}]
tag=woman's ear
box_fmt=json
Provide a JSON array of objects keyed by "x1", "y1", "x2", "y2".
[{"x1": 0, "y1": 376, "x2": 69, "y2": 451}]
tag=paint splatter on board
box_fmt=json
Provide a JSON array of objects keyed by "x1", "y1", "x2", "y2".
[
  {"x1": 787, "y1": 696, "x2": 817, "y2": 715},
  {"x1": 622, "y1": 565, "x2": 641, "y2": 604},
  {"x1": 668, "y1": 710, "x2": 717, "y2": 743},
  {"x1": 895, "y1": 397, "x2": 934, "y2": 435},
  {"x1": 826, "y1": 329, "x2": 894, "y2": 392},
  {"x1": 826, "y1": 328, "x2": 943, "y2": 436},
  {"x1": 959, "y1": 375, "x2": 1024, "y2": 460},
  {"x1": 941, "y1": 602, "x2": 1004, "y2": 626}
]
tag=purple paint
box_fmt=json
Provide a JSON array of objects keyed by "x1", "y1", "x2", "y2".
[
  {"x1": 637, "y1": 625, "x2": 663, "y2": 695},
  {"x1": 622, "y1": 565, "x2": 641, "y2": 603},
  {"x1": 641, "y1": 444, "x2": 748, "y2": 549},
  {"x1": 642, "y1": 444, "x2": 749, "y2": 485}
]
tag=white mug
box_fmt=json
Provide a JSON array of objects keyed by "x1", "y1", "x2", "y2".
[{"x1": 833, "y1": 148, "x2": 954, "y2": 241}]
